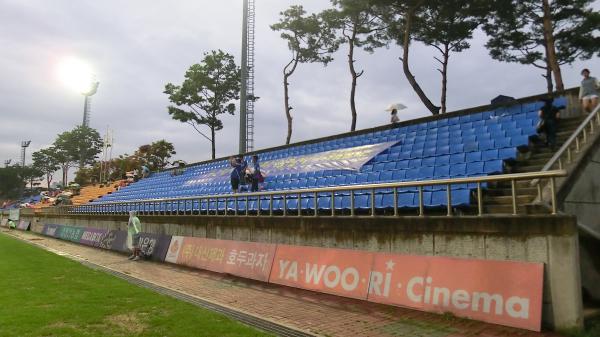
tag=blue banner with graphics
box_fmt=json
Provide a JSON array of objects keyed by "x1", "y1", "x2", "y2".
[{"x1": 184, "y1": 141, "x2": 397, "y2": 186}]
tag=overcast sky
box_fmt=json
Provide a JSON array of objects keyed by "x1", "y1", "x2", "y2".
[{"x1": 1, "y1": 0, "x2": 598, "y2": 171}]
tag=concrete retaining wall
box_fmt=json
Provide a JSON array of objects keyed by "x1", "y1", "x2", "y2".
[{"x1": 19, "y1": 213, "x2": 583, "y2": 330}]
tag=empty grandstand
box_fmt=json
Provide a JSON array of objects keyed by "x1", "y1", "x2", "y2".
[{"x1": 73, "y1": 96, "x2": 570, "y2": 216}]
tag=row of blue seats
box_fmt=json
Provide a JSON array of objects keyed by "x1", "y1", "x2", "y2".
[{"x1": 85, "y1": 188, "x2": 472, "y2": 212}]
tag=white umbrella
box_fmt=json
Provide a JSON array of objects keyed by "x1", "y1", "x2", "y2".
[{"x1": 385, "y1": 103, "x2": 407, "y2": 112}]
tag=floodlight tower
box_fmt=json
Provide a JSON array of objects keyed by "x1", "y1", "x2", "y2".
[
  {"x1": 239, "y1": 0, "x2": 256, "y2": 154},
  {"x1": 82, "y1": 81, "x2": 99, "y2": 127},
  {"x1": 20, "y1": 141, "x2": 31, "y2": 167}
]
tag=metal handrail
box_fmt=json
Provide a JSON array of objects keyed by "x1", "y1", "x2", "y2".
[
  {"x1": 53, "y1": 170, "x2": 567, "y2": 217},
  {"x1": 532, "y1": 104, "x2": 600, "y2": 186}
]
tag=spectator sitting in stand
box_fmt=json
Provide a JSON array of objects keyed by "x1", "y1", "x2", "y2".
[{"x1": 141, "y1": 165, "x2": 150, "y2": 178}]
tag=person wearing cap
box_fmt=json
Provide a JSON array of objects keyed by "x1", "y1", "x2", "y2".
[
  {"x1": 127, "y1": 211, "x2": 142, "y2": 261},
  {"x1": 580, "y1": 69, "x2": 599, "y2": 113}
]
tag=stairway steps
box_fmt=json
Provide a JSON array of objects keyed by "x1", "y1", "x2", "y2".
[
  {"x1": 485, "y1": 187, "x2": 538, "y2": 196},
  {"x1": 484, "y1": 204, "x2": 550, "y2": 215},
  {"x1": 484, "y1": 195, "x2": 536, "y2": 205}
]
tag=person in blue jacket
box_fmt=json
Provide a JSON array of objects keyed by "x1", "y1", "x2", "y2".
[{"x1": 230, "y1": 155, "x2": 247, "y2": 193}]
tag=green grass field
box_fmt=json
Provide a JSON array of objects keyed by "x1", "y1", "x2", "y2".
[{"x1": 0, "y1": 233, "x2": 271, "y2": 337}]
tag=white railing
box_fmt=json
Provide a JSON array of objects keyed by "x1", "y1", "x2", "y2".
[
  {"x1": 531, "y1": 104, "x2": 600, "y2": 199},
  {"x1": 51, "y1": 170, "x2": 567, "y2": 217}
]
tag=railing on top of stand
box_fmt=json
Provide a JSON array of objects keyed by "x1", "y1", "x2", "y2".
[
  {"x1": 531, "y1": 104, "x2": 600, "y2": 200},
  {"x1": 51, "y1": 170, "x2": 567, "y2": 218}
]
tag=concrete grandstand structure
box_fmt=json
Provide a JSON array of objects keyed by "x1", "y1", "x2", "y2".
[{"x1": 4, "y1": 87, "x2": 599, "y2": 333}]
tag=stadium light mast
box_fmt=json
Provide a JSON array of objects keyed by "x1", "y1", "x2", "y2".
[
  {"x1": 20, "y1": 141, "x2": 31, "y2": 167},
  {"x1": 82, "y1": 81, "x2": 99, "y2": 128},
  {"x1": 239, "y1": 0, "x2": 256, "y2": 154}
]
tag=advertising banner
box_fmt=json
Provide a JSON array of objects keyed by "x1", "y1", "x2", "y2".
[
  {"x1": 8, "y1": 209, "x2": 19, "y2": 221},
  {"x1": 55, "y1": 226, "x2": 85, "y2": 243},
  {"x1": 166, "y1": 237, "x2": 276, "y2": 282},
  {"x1": 80, "y1": 228, "x2": 110, "y2": 248},
  {"x1": 137, "y1": 233, "x2": 172, "y2": 262},
  {"x1": 183, "y1": 141, "x2": 396, "y2": 186},
  {"x1": 42, "y1": 224, "x2": 61, "y2": 237},
  {"x1": 16, "y1": 220, "x2": 30, "y2": 231},
  {"x1": 99, "y1": 230, "x2": 128, "y2": 252},
  {"x1": 269, "y1": 245, "x2": 375, "y2": 300},
  {"x1": 367, "y1": 254, "x2": 543, "y2": 331}
]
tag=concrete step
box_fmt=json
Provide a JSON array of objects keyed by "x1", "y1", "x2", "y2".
[
  {"x1": 484, "y1": 204, "x2": 550, "y2": 215},
  {"x1": 485, "y1": 187, "x2": 538, "y2": 196},
  {"x1": 484, "y1": 194, "x2": 537, "y2": 205},
  {"x1": 519, "y1": 157, "x2": 552, "y2": 166},
  {"x1": 513, "y1": 165, "x2": 545, "y2": 173}
]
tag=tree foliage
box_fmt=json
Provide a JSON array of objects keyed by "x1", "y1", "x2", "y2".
[
  {"x1": 164, "y1": 50, "x2": 240, "y2": 159},
  {"x1": 32, "y1": 147, "x2": 61, "y2": 189},
  {"x1": 411, "y1": 0, "x2": 483, "y2": 113},
  {"x1": 324, "y1": 0, "x2": 386, "y2": 130},
  {"x1": 0, "y1": 166, "x2": 25, "y2": 200},
  {"x1": 484, "y1": 0, "x2": 600, "y2": 93},
  {"x1": 52, "y1": 126, "x2": 103, "y2": 186},
  {"x1": 271, "y1": 5, "x2": 341, "y2": 144},
  {"x1": 134, "y1": 140, "x2": 176, "y2": 171},
  {"x1": 373, "y1": 0, "x2": 485, "y2": 115}
]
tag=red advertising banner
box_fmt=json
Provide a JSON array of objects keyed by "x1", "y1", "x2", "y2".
[
  {"x1": 166, "y1": 236, "x2": 276, "y2": 282},
  {"x1": 368, "y1": 254, "x2": 543, "y2": 331},
  {"x1": 269, "y1": 245, "x2": 375, "y2": 300}
]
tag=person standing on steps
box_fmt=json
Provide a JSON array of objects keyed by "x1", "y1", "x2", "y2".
[
  {"x1": 580, "y1": 69, "x2": 599, "y2": 114},
  {"x1": 127, "y1": 211, "x2": 142, "y2": 261},
  {"x1": 538, "y1": 97, "x2": 561, "y2": 151}
]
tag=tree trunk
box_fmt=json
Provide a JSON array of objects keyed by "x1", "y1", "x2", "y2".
[
  {"x1": 402, "y1": 3, "x2": 441, "y2": 115},
  {"x1": 440, "y1": 44, "x2": 449, "y2": 114},
  {"x1": 348, "y1": 26, "x2": 359, "y2": 131},
  {"x1": 62, "y1": 166, "x2": 68, "y2": 186},
  {"x1": 46, "y1": 174, "x2": 52, "y2": 190},
  {"x1": 545, "y1": 67, "x2": 554, "y2": 94},
  {"x1": 211, "y1": 126, "x2": 216, "y2": 159},
  {"x1": 542, "y1": 0, "x2": 564, "y2": 92},
  {"x1": 283, "y1": 58, "x2": 299, "y2": 145}
]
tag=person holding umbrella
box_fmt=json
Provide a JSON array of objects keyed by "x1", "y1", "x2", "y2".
[{"x1": 385, "y1": 103, "x2": 407, "y2": 124}]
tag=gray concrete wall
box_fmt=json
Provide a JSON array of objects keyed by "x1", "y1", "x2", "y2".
[
  {"x1": 561, "y1": 140, "x2": 600, "y2": 235},
  {"x1": 557, "y1": 134, "x2": 600, "y2": 302},
  {"x1": 29, "y1": 213, "x2": 583, "y2": 330}
]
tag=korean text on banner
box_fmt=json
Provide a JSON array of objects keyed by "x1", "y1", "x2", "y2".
[
  {"x1": 80, "y1": 228, "x2": 110, "y2": 247},
  {"x1": 269, "y1": 245, "x2": 375, "y2": 300},
  {"x1": 166, "y1": 237, "x2": 276, "y2": 282},
  {"x1": 367, "y1": 254, "x2": 543, "y2": 331}
]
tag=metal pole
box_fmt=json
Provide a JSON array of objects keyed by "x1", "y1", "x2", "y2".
[{"x1": 238, "y1": 0, "x2": 248, "y2": 154}]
